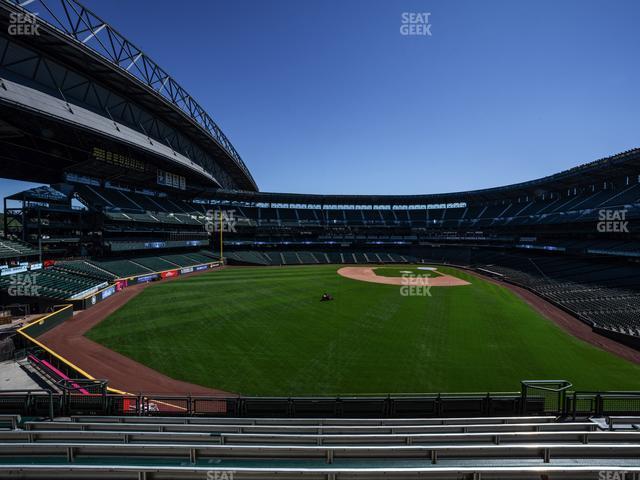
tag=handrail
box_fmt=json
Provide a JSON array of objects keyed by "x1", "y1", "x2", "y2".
[
  {"x1": 521, "y1": 380, "x2": 573, "y2": 393},
  {"x1": 1, "y1": 389, "x2": 640, "y2": 418},
  {"x1": 0, "y1": 389, "x2": 55, "y2": 420}
]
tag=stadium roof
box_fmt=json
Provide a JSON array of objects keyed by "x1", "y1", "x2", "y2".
[
  {"x1": 0, "y1": 0, "x2": 257, "y2": 191},
  {"x1": 209, "y1": 148, "x2": 640, "y2": 205},
  {"x1": 5, "y1": 185, "x2": 68, "y2": 203}
]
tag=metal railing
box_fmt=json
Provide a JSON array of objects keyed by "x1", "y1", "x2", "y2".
[
  {"x1": 570, "y1": 390, "x2": 640, "y2": 419},
  {"x1": 521, "y1": 380, "x2": 573, "y2": 415},
  {"x1": 0, "y1": 389, "x2": 55, "y2": 420},
  {"x1": 2, "y1": 383, "x2": 640, "y2": 419}
]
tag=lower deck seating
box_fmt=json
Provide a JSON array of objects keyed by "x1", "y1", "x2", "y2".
[
  {"x1": 86, "y1": 251, "x2": 219, "y2": 278},
  {"x1": 159, "y1": 254, "x2": 203, "y2": 267},
  {"x1": 462, "y1": 251, "x2": 640, "y2": 337},
  {"x1": 184, "y1": 252, "x2": 219, "y2": 264},
  {"x1": 225, "y1": 251, "x2": 271, "y2": 265},
  {"x1": 129, "y1": 256, "x2": 178, "y2": 272},
  {"x1": 0, "y1": 251, "x2": 220, "y2": 302},
  {"x1": 0, "y1": 266, "x2": 106, "y2": 300},
  {"x1": 87, "y1": 259, "x2": 152, "y2": 278},
  {"x1": 54, "y1": 261, "x2": 115, "y2": 282}
]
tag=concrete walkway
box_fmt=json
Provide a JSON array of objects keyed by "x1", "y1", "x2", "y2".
[{"x1": 0, "y1": 360, "x2": 40, "y2": 390}]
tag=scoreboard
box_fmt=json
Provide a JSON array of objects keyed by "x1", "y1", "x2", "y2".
[
  {"x1": 92, "y1": 147, "x2": 186, "y2": 190},
  {"x1": 92, "y1": 147, "x2": 145, "y2": 171},
  {"x1": 157, "y1": 168, "x2": 186, "y2": 190}
]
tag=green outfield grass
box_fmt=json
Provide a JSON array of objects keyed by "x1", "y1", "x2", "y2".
[{"x1": 86, "y1": 265, "x2": 640, "y2": 395}]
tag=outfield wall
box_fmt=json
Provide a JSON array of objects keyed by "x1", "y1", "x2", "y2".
[
  {"x1": 71, "y1": 261, "x2": 222, "y2": 310},
  {"x1": 18, "y1": 304, "x2": 73, "y2": 339},
  {"x1": 593, "y1": 326, "x2": 640, "y2": 350},
  {"x1": 16, "y1": 304, "x2": 95, "y2": 381},
  {"x1": 17, "y1": 261, "x2": 224, "y2": 396}
]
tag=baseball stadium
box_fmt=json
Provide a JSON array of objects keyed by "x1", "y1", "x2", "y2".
[{"x1": 0, "y1": 0, "x2": 639, "y2": 478}]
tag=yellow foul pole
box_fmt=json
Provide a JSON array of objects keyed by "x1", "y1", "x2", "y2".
[{"x1": 219, "y1": 208, "x2": 223, "y2": 262}]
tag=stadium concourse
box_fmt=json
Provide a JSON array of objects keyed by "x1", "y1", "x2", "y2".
[{"x1": 0, "y1": 0, "x2": 640, "y2": 477}]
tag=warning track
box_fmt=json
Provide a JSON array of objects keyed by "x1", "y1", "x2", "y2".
[
  {"x1": 35, "y1": 264, "x2": 640, "y2": 396},
  {"x1": 38, "y1": 272, "x2": 235, "y2": 396}
]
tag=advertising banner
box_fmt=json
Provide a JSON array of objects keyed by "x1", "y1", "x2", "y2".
[{"x1": 161, "y1": 270, "x2": 179, "y2": 279}]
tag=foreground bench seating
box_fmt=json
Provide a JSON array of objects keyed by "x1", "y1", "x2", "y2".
[
  {"x1": 24, "y1": 420, "x2": 597, "y2": 434},
  {"x1": 0, "y1": 464, "x2": 637, "y2": 480},
  {"x1": 1, "y1": 428, "x2": 636, "y2": 446},
  {"x1": 0, "y1": 415, "x2": 637, "y2": 478},
  {"x1": 607, "y1": 416, "x2": 640, "y2": 430}
]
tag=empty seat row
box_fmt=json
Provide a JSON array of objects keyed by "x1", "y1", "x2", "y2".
[
  {"x1": 0, "y1": 414, "x2": 637, "y2": 479},
  {"x1": 224, "y1": 251, "x2": 416, "y2": 266}
]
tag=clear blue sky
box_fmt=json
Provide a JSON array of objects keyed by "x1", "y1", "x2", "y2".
[{"x1": 2, "y1": 0, "x2": 639, "y2": 201}]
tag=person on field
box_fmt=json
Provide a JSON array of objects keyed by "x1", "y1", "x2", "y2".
[{"x1": 321, "y1": 292, "x2": 333, "y2": 302}]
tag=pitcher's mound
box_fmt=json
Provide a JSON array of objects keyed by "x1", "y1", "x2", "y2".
[{"x1": 337, "y1": 267, "x2": 470, "y2": 287}]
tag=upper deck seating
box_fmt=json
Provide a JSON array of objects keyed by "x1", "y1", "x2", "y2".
[{"x1": 0, "y1": 239, "x2": 38, "y2": 260}]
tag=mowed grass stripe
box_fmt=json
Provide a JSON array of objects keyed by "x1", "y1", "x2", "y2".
[{"x1": 86, "y1": 265, "x2": 640, "y2": 395}]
